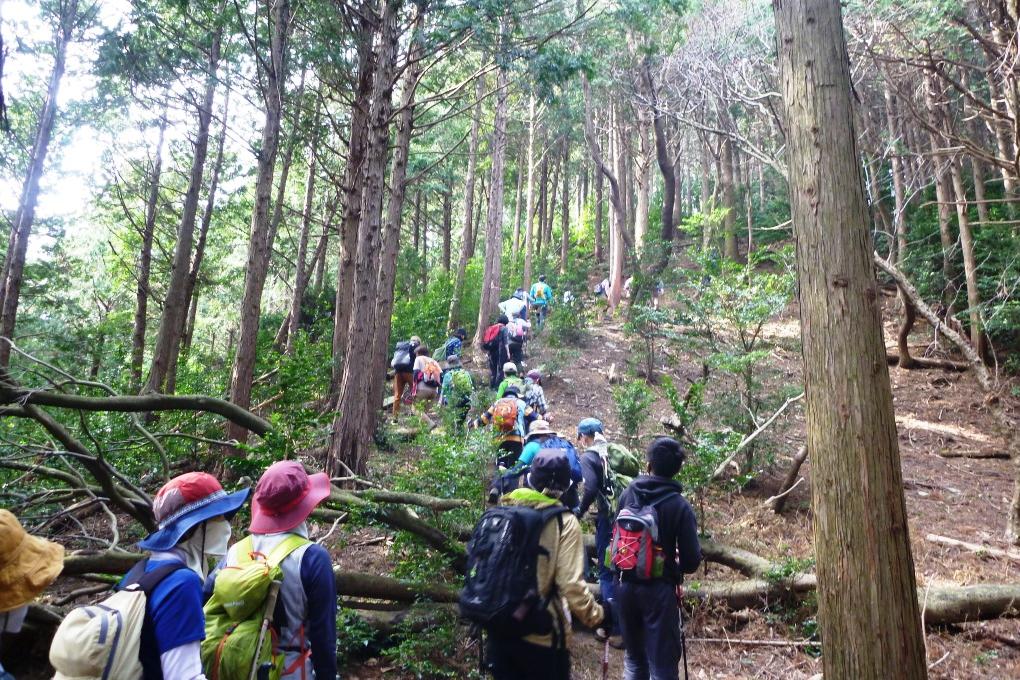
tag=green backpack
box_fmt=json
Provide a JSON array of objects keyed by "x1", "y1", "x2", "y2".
[
  {"x1": 202, "y1": 534, "x2": 308, "y2": 680},
  {"x1": 607, "y1": 442, "x2": 641, "y2": 478}
]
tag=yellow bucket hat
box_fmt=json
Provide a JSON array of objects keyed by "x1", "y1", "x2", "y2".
[{"x1": 0, "y1": 509, "x2": 64, "y2": 611}]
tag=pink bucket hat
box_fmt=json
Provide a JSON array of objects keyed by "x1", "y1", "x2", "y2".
[{"x1": 250, "y1": 461, "x2": 331, "y2": 533}]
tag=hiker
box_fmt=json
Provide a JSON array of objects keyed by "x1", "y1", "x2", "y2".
[
  {"x1": 652, "y1": 281, "x2": 665, "y2": 310},
  {"x1": 1, "y1": 510, "x2": 63, "y2": 680},
  {"x1": 208, "y1": 461, "x2": 337, "y2": 680},
  {"x1": 469, "y1": 383, "x2": 535, "y2": 468},
  {"x1": 614, "y1": 437, "x2": 702, "y2": 680},
  {"x1": 481, "y1": 315, "x2": 511, "y2": 389},
  {"x1": 562, "y1": 290, "x2": 575, "y2": 306},
  {"x1": 529, "y1": 275, "x2": 554, "y2": 327},
  {"x1": 594, "y1": 277, "x2": 610, "y2": 299},
  {"x1": 437, "y1": 328, "x2": 467, "y2": 360},
  {"x1": 123, "y1": 473, "x2": 250, "y2": 680},
  {"x1": 575, "y1": 418, "x2": 618, "y2": 644},
  {"x1": 523, "y1": 369, "x2": 548, "y2": 416},
  {"x1": 496, "y1": 361, "x2": 524, "y2": 398},
  {"x1": 440, "y1": 354, "x2": 474, "y2": 427},
  {"x1": 463, "y1": 450, "x2": 604, "y2": 680},
  {"x1": 506, "y1": 314, "x2": 530, "y2": 365},
  {"x1": 390, "y1": 335, "x2": 422, "y2": 420},
  {"x1": 491, "y1": 420, "x2": 583, "y2": 511},
  {"x1": 412, "y1": 344, "x2": 443, "y2": 408},
  {"x1": 498, "y1": 289, "x2": 529, "y2": 321}
]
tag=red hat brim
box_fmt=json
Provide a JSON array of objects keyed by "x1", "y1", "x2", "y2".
[{"x1": 249, "y1": 471, "x2": 331, "y2": 533}]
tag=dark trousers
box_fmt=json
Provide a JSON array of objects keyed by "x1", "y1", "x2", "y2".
[
  {"x1": 617, "y1": 580, "x2": 683, "y2": 680},
  {"x1": 487, "y1": 636, "x2": 570, "y2": 680},
  {"x1": 497, "y1": 440, "x2": 523, "y2": 468},
  {"x1": 488, "y1": 349, "x2": 504, "y2": 388},
  {"x1": 509, "y1": 340, "x2": 524, "y2": 364},
  {"x1": 594, "y1": 513, "x2": 616, "y2": 632}
]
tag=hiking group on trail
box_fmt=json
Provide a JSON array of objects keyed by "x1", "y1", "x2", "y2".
[{"x1": 6, "y1": 274, "x2": 699, "y2": 680}]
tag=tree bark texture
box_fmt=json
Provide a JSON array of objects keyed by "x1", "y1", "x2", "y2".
[
  {"x1": 0, "y1": 0, "x2": 79, "y2": 368},
  {"x1": 174, "y1": 86, "x2": 232, "y2": 385},
  {"x1": 331, "y1": 22, "x2": 375, "y2": 397},
  {"x1": 774, "y1": 1, "x2": 928, "y2": 678},
  {"x1": 442, "y1": 185, "x2": 452, "y2": 272},
  {"x1": 367, "y1": 4, "x2": 425, "y2": 425},
  {"x1": 473, "y1": 66, "x2": 509, "y2": 346},
  {"x1": 227, "y1": 0, "x2": 291, "y2": 452},
  {"x1": 328, "y1": 0, "x2": 398, "y2": 476}
]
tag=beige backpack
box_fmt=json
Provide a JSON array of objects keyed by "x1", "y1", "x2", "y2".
[{"x1": 49, "y1": 562, "x2": 185, "y2": 680}]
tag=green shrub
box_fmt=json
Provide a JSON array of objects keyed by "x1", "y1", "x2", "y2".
[{"x1": 613, "y1": 379, "x2": 654, "y2": 442}]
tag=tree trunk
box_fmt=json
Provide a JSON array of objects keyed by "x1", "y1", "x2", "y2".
[
  {"x1": 559, "y1": 139, "x2": 570, "y2": 274},
  {"x1": 173, "y1": 86, "x2": 232, "y2": 385},
  {"x1": 412, "y1": 191, "x2": 421, "y2": 252},
  {"x1": 634, "y1": 116, "x2": 652, "y2": 251},
  {"x1": 583, "y1": 78, "x2": 626, "y2": 308},
  {"x1": 327, "y1": 0, "x2": 398, "y2": 476},
  {"x1": 720, "y1": 135, "x2": 737, "y2": 260},
  {"x1": 366, "y1": 3, "x2": 426, "y2": 424},
  {"x1": 922, "y1": 78, "x2": 959, "y2": 312},
  {"x1": 594, "y1": 155, "x2": 604, "y2": 262},
  {"x1": 545, "y1": 153, "x2": 560, "y2": 258},
  {"x1": 441, "y1": 185, "x2": 452, "y2": 272},
  {"x1": 473, "y1": 66, "x2": 509, "y2": 346},
  {"x1": 129, "y1": 117, "x2": 168, "y2": 390},
  {"x1": 883, "y1": 83, "x2": 908, "y2": 264},
  {"x1": 537, "y1": 153, "x2": 548, "y2": 259},
  {"x1": 420, "y1": 193, "x2": 428, "y2": 286},
  {"x1": 226, "y1": 0, "x2": 291, "y2": 453},
  {"x1": 0, "y1": 0, "x2": 79, "y2": 368},
  {"x1": 522, "y1": 95, "x2": 539, "y2": 288},
  {"x1": 947, "y1": 152, "x2": 988, "y2": 360},
  {"x1": 643, "y1": 59, "x2": 676, "y2": 245},
  {"x1": 775, "y1": 2, "x2": 928, "y2": 678},
  {"x1": 286, "y1": 109, "x2": 321, "y2": 354},
  {"x1": 145, "y1": 22, "x2": 223, "y2": 394},
  {"x1": 512, "y1": 149, "x2": 524, "y2": 255},
  {"x1": 446, "y1": 75, "x2": 484, "y2": 330}
]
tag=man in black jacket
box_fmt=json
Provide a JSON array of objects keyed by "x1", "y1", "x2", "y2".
[
  {"x1": 575, "y1": 417, "x2": 617, "y2": 642},
  {"x1": 615, "y1": 437, "x2": 701, "y2": 680}
]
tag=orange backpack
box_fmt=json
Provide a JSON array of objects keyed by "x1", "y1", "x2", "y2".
[
  {"x1": 491, "y1": 397, "x2": 519, "y2": 432},
  {"x1": 421, "y1": 357, "x2": 442, "y2": 387}
]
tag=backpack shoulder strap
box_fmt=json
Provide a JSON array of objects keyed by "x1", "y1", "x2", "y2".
[
  {"x1": 133, "y1": 561, "x2": 189, "y2": 595},
  {"x1": 266, "y1": 534, "x2": 311, "y2": 568}
]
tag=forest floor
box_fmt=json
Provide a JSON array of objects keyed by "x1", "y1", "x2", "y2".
[{"x1": 341, "y1": 291, "x2": 1020, "y2": 679}]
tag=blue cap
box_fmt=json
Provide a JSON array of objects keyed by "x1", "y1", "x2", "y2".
[{"x1": 577, "y1": 418, "x2": 603, "y2": 436}]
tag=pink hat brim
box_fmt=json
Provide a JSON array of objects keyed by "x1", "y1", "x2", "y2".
[{"x1": 249, "y1": 471, "x2": 332, "y2": 534}]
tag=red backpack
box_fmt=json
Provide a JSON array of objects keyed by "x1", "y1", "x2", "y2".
[
  {"x1": 491, "y1": 397, "x2": 519, "y2": 432},
  {"x1": 482, "y1": 324, "x2": 502, "y2": 350},
  {"x1": 605, "y1": 495, "x2": 676, "y2": 579}
]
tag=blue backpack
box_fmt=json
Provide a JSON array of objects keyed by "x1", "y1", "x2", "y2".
[{"x1": 540, "y1": 436, "x2": 583, "y2": 483}]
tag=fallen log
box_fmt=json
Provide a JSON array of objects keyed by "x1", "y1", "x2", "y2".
[
  {"x1": 885, "y1": 354, "x2": 969, "y2": 371},
  {"x1": 937, "y1": 450, "x2": 1010, "y2": 460},
  {"x1": 925, "y1": 533, "x2": 1020, "y2": 563},
  {"x1": 349, "y1": 489, "x2": 470, "y2": 512}
]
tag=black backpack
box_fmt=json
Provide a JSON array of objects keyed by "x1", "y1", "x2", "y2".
[
  {"x1": 391, "y1": 340, "x2": 413, "y2": 371},
  {"x1": 460, "y1": 504, "x2": 570, "y2": 638}
]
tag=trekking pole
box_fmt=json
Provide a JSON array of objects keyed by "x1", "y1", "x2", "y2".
[
  {"x1": 677, "y1": 585, "x2": 689, "y2": 680},
  {"x1": 601, "y1": 635, "x2": 610, "y2": 680},
  {"x1": 249, "y1": 580, "x2": 282, "y2": 680}
]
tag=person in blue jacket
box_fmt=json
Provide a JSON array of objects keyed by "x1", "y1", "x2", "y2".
[
  {"x1": 121, "y1": 472, "x2": 250, "y2": 680},
  {"x1": 211, "y1": 461, "x2": 337, "y2": 680}
]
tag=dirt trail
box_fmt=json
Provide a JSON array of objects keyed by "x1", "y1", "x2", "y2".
[{"x1": 524, "y1": 299, "x2": 1019, "y2": 679}]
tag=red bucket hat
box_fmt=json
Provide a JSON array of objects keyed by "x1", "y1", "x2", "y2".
[{"x1": 250, "y1": 461, "x2": 331, "y2": 533}]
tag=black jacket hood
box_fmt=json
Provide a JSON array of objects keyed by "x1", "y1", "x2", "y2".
[{"x1": 628, "y1": 474, "x2": 684, "y2": 504}]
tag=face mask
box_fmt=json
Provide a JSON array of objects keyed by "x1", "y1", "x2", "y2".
[
  {"x1": 204, "y1": 518, "x2": 232, "y2": 558},
  {"x1": 177, "y1": 518, "x2": 232, "y2": 578}
]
